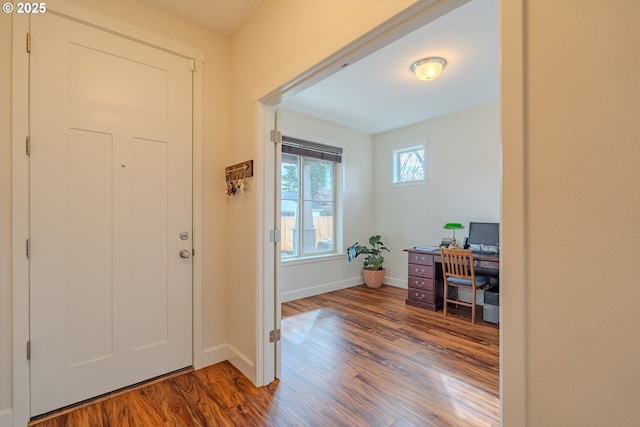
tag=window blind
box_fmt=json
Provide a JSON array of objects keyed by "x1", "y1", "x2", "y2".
[{"x1": 281, "y1": 135, "x2": 342, "y2": 163}]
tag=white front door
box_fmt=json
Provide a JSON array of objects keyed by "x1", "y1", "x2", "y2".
[{"x1": 29, "y1": 12, "x2": 193, "y2": 416}]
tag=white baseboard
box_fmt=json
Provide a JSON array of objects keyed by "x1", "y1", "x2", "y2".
[
  {"x1": 226, "y1": 344, "x2": 255, "y2": 384},
  {"x1": 200, "y1": 343, "x2": 229, "y2": 369},
  {"x1": 0, "y1": 408, "x2": 12, "y2": 427},
  {"x1": 196, "y1": 276, "x2": 409, "y2": 390},
  {"x1": 281, "y1": 276, "x2": 409, "y2": 302},
  {"x1": 383, "y1": 275, "x2": 407, "y2": 288},
  {"x1": 280, "y1": 277, "x2": 364, "y2": 302},
  {"x1": 199, "y1": 343, "x2": 255, "y2": 384}
]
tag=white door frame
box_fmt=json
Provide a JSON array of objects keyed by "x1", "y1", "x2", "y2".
[{"x1": 11, "y1": 3, "x2": 205, "y2": 425}]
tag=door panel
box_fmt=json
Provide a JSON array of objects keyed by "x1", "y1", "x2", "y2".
[
  {"x1": 29, "y1": 12, "x2": 193, "y2": 416},
  {"x1": 66, "y1": 128, "x2": 115, "y2": 367}
]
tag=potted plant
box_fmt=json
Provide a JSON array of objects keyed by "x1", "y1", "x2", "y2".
[{"x1": 346, "y1": 235, "x2": 390, "y2": 288}]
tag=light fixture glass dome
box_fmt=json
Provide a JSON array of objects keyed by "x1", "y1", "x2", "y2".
[{"x1": 410, "y1": 57, "x2": 447, "y2": 81}]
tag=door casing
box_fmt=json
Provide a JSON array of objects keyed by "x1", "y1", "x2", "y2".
[{"x1": 10, "y1": 3, "x2": 205, "y2": 425}]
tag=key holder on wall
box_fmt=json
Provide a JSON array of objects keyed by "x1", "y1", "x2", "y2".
[{"x1": 225, "y1": 160, "x2": 253, "y2": 196}]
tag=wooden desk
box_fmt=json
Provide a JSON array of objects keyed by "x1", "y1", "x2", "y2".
[{"x1": 404, "y1": 248, "x2": 500, "y2": 311}]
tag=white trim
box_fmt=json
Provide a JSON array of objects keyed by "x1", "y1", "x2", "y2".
[
  {"x1": 0, "y1": 409, "x2": 13, "y2": 427},
  {"x1": 200, "y1": 344, "x2": 229, "y2": 368},
  {"x1": 500, "y1": 0, "x2": 527, "y2": 424},
  {"x1": 202, "y1": 343, "x2": 254, "y2": 383},
  {"x1": 280, "y1": 278, "x2": 362, "y2": 303},
  {"x1": 192, "y1": 62, "x2": 204, "y2": 370},
  {"x1": 227, "y1": 344, "x2": 256, "y2": 383},
  {"x1": 12, "y1": 13, "x2": 31, "y2": 427},
  {"x1": 279, "y1": 275, "x2": 406, "y2": 303},
  {"x1": 392, "y1": 142, "x2": 428, "y2": 185},
  {"x1": 255, "y1": 104, "x2": 268, "y2": 387},
  {"x1": 11, "y1": 8, "x2": 205, "y2": 425},
  {"x1": 383, "y1": 276, "x2": 407, "y2": 289},
  {"x1": 281, "y1": 253, "x2": 345, "y2": 267},
  {"x1": 254, "y1": 103, "x2": 277, "y2": 387},
  {"x1": 46, "y1": 1, "x2": 205, "y2": 62}
]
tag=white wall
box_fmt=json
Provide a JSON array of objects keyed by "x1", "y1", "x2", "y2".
[
  {"x1": 278, "y1": 109, "x2": 374, "y2": 301},
  {"x1": 278, "y1": 104, "x2": 500, "y2": 298},
  {"x1": 373, "y1": 104, "x2": 500, "y2": 285}
]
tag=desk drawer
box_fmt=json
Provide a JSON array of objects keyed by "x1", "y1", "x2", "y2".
[
  {"x1": 408, "y1": 263, "x2": 433, "y2": 279},
  {"x1": 408, "y1": 252, "x2": 433, "y2": 266},
  {"x1": 407, "y1": 289, "x2": 435, "y2": 304},
  {"x1": 408, "y1": 276, "x2": 435, "y2": 292},
  {"x1": 476, "y1": 260, "x2": 499, "y2": 270}
]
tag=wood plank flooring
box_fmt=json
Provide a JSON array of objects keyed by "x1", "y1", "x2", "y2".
[{"x1": 31, "y1": 285, "x2": 499, "y2": 426}]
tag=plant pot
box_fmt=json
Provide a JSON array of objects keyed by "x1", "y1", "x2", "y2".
[{"x1": 362, "y1": 268, "x2": 385, "y2": 288}]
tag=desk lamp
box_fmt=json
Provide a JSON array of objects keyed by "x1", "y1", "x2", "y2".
[{"x1": 444, "y1": 223, "x2": 464, "y2": 249}]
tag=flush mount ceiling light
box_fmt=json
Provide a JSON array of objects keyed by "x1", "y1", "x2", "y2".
[{"x1": 410, "y1": 57, "x2": 447, "y2": 81}]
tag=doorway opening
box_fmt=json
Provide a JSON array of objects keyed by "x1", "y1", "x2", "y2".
[{"x1": 256, "y1": 2, "x2": 504, "y2": 421}]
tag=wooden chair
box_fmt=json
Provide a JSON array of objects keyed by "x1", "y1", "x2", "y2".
[{"x1": 440, "y1": 248, "x2": 490, "y2": 324}]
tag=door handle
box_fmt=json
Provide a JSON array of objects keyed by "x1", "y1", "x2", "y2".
[{"x1": 179, "y1": 249, "x2": 191, "y2": 259}]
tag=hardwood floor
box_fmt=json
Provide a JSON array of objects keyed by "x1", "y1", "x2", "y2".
[{"x1": 31, "y1": 285, "x2": 499, "y2": 426}]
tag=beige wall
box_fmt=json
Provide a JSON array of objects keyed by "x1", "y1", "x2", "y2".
[{"x1": 520, "y1": 1, "x2": 640, "y2": 425}]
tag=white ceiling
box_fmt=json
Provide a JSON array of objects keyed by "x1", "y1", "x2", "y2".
[
  {"x1": 280, "y1": 0, "x2": 499, "y2": 134},
  {"x1": 141, "y1": 0, "x2": 499, "y2": 135}
]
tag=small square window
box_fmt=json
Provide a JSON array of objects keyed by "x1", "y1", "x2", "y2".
[{"x1": 393, "y1": 144, "x2": 426, "y2": 184}]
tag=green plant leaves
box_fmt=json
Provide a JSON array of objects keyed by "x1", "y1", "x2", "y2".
[{"x1": 346, "y1": 235, "x2": 390, "y2": 270}]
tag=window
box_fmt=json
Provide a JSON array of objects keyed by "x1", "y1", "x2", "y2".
[
  {"x1": 281, "y1": 136, "x2": 341, "y2": 260},
  {"x1": 393, "y1": 144, "x2": 426, "y2": 184}
]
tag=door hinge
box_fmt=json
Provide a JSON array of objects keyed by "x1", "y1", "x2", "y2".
[
  {"x1": 269, "y1": 329, "x2": 281, "y2": 343},
  {"x1": 26, "y1": 32, "x2": 31, "y2": 53},
  {"x1": 269, "y1": 229, "x2": 281, "y2": 243},
  {"x1": 27, "y1": 340, "x2": 31, "y2": 360},
  {"x1": 26, "y1": 238, "x2": 31, "y2": 258},
  {"x1": 270, "y1": 130, "x2": 282, "y2": 144},
  {"x1": 26, "y1": 136, "x2": 31, "y2": 156}
]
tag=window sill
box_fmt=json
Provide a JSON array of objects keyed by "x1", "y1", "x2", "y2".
[
  {"x1": 281, "y1": 253, "x2": 345, "y2": 267},
  {"x1": 391, "y1": 179, "x2": 427, "y2": 188}
]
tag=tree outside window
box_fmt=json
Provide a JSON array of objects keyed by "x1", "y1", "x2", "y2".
[
  {"x1": 393, "y1": 144, "x2": 426, "y2": 184},
  {"x1": 281, "y1": 153, "x2": 336, "y2": 259}
]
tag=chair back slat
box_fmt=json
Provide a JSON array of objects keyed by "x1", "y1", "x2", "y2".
[
  {"x1": 441, "y1": 249, "x2": 475, "y2": 280},
  {"x1": 440, "y1": 247, "x2": 481, "y2": 324}
]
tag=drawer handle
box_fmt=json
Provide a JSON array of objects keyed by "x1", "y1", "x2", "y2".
[
  {"x1": 415, "y1": 281, "x2": 424, "y2": 287},
  {"x1": 414, "y1": 292, "x2": 424, "y2": 299},
  {"x1": 415, "y1": 268, "x2": 424, "y2": 274}
]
